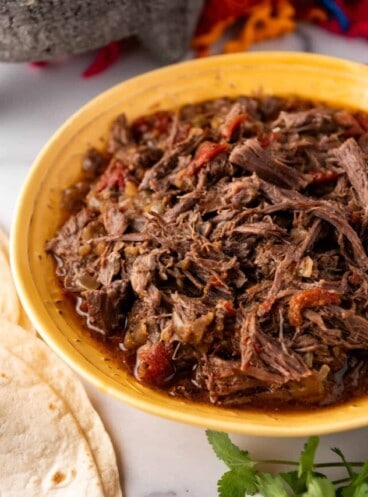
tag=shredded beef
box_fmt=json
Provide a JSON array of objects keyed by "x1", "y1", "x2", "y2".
[
  {"x1": 230, "y1": 137, "x2": 309, "y2": 189},
  {"x1": 334, "y1": 138, "x2": 368, "y2": 224},
  {"x1": 48, "y1": 95, "x2": 368, "y2": 409}
]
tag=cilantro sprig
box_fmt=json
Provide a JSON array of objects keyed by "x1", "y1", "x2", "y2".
[{"x1": 206, "y1": 431, "x2": 367, "y2": 497}]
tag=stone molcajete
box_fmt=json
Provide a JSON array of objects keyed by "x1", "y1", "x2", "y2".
[{"x1": 0, "y1": 0, "x2": 203, "y2": 63}]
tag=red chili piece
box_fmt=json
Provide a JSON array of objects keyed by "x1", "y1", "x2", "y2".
[
  {"x1": 222, "y1": 113, "x2": 248, "y2": 140},
  {"x1": 288, "y1": 288, "x2": 341, "y2": 327},
  {"x1": 189, "y1": 141, "x2": 229, "y2": 175}
]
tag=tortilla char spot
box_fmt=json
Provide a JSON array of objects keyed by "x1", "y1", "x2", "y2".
[
  {"x1": 71, "y1": 469, "x2": 77, "y2": 478},
  {"x1": 48, "y1": 402, "x2": 56, "y2": 410},
  {"x1": 52, "y1": 471, "x2": 66, "y2": 484},
  {"x1": 0, "y1": 372, "x2": 8, "y2": 378}
]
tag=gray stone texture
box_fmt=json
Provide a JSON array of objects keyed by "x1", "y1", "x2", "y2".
[{"x1": 0, "y1": 0, "x2": 204, "y2": 62}]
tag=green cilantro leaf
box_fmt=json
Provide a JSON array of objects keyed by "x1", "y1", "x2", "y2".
[
  {"x1": 340, "y1": 485, "x2": 354, "y2": 497},
  {"x1": 340, "y1": 461, "x2": 368, "y2": 497},
  {"x1": 257, "y1": 473, "x2": 289, "y2": 497},
  {"x1": 206, "y1": 431, "x2": 255, "y2": 470},
  {"x1": 332, "y1": 448, "x2": 355, "y2": 479},
  {"x1": 353, "y1": 461, "x2": 368, "y2": 487},
  {"x1": 280, "y1": 470, "x2": 307, "y2": 494},
  {"x1": 340, "y1": 483, "x2": 368, "y2": 497},
  {"x1": 206, "y1": 431, "x2": 367, "y2": 497},
  {"x1": 302, "y1": 476, "x2": 336, "y2": 497},
  {"x1": 299, "y1": 437, "x2": 319, "y2": 478},
  {"x1": 353, "y1": 483, "x2": 368, "y2": 497},
  {"x1": 217, "y1": 468, "x2": 258, "y2": 497}
]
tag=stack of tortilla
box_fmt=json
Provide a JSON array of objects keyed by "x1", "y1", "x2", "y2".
[{"x1": 0, "y1": 227, "x2": 123, "y2": 497}]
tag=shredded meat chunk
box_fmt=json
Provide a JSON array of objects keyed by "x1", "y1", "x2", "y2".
[{"x1": 48, "y1": 95, "x2": 368, "y2": 408}]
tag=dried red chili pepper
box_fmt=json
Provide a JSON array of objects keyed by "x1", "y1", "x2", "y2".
[
  {"x1": 222, "y1": 113, "x2": 248, "y2": 140},
  {"x1": 288, "y1": 288, "x2": 341, "y2": 327},
  {"x1": 189, "y1": 141, "x2": 229, "y2": 175}
]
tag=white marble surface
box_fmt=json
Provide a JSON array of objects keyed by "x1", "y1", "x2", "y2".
[{"x1": 2, "y1": 25, "x2": 368, "y2": 497}]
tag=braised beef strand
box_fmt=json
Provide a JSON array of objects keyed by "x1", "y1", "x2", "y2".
[{"x1": 47, "y1": 96, "x2": 368, "y2": 408}]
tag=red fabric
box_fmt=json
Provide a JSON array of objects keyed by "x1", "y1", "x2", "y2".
[
  {"x1": 195, "y1": 0, "x2": 260, "y2": 35},
  {"x1": 29, "y1": 61, "x2": 49, "y2": 68},
  {"x1": 29, "y1": 41, "x2": 123, "y2": 76},
  {"x1": 82, "y1": 41, "x2": 122, "y2": 78},
  {"x1": 319, "y1": 0, "x2": 368, "y2": 38}
]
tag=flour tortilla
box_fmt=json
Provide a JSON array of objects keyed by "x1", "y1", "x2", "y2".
[
  {"x1": 0, "y1": 226, "x2": 35, "y2": 333},
  {"x1": 0, "y1": 225, "x2": 9, "y2": 252},
  {"x1": 0, "y1": 319, "x2": 122, "y2": 497},
  {"x1": 0, "y1": 237, "x2": 20, "y2": 324},
  {"x1": 0, "y1": 346, "x2": 106, "y2": 496}
]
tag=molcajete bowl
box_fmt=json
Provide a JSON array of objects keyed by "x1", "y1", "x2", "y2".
[
  {"x1": 11, "y1": 52, "x2": 368, "y2": 436},
  {"x1": 0, "y1": 0, "x2": 203, "y2": 63}
]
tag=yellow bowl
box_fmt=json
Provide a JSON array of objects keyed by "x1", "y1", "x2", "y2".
[{"x1": 11, "y1": 52, "x2": 368, "y2": 437}]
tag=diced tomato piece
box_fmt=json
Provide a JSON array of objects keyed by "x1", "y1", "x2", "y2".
[
  {"x1": 131, "y1": 111, "x2": 173, "y2": 141},
  {"x1": 355, "y1": 113, "x2": 368, "y2": 132},
  {"x1": 209, "y1": 275, "x2": 224, "y2": 287},
  {"x1": 288, "y1": 288, "x2": 341, "y2": 327},
  {"x1": 259, "y1": 135, "x2": 271, "y2": 148},
  {"x1": 254, "y1": 343, "x2": 264, "y2": 354},
  {"x1": 349, "y1": 273, "x2": 361, "y2": 286},
  {"x1": 95, "y1": 160, "x2": 128, "y2": 192},
  {"x1": 309, "y1": 170, "x2": 339, "y2": 184},
  {"x1": 222, "y1": 113, "x2": 248, "y2": 140},
  {"x1": 259, "y1": 131, "x2": 282, "y2": 148},
  {"x1": 350, "y1": 211, "x2": 362, "y2": 224},
  {"x1": 135, "y1": 342, "x2": 174, "y2": 385},
  {"x1": 222, "y1": 300, "x2": 236, "y2": 316},
  {"x1": 335, "y1": 111, "x2": 364, "y2": 137}
]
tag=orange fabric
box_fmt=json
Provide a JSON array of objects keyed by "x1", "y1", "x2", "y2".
[
  {"x1": 225, "y1": 1, "x2": 295, "y2": 53},
  {"x1": 192, "y1": 18, "x2": 234, "y2": 52},
  {"x1": 192, "y1": 0, "x2": 296, "y2": 56}
]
